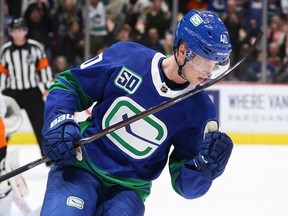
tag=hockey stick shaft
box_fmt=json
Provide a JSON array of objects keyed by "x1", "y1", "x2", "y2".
[
  {"x1": 0, "y1": 156, "x2": 49, "y2": 182},
  {"x1": 0, "y1": 31, "x2": 263, "y2": 183}
]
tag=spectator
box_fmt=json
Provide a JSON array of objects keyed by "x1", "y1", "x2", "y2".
[
  {"x1": 273, "y1": 60, "x2": 288, "y2": 83},
  {"x1": 25, "y1": 0, "x2": 52, "y2": 20},
  {"x1": 243, "y1": 0, "x2": 263, "y2": 31},
  {"x1": 267, "y1": 15, "x2": 285, "y2": 44},
  {"x1": 267, "y1": 41, "x2": 282, "y2": 70},
  {"x1": 2, "y1": 1, "x2": 14, "y2": 44},
  {"x1": 143, "y1": 27, "x2": 164, "y2": 53},
  {"x1": 278, "y1": 21, "x2": 288, "y2": 63},
  {"x1": 105, "y1": 22, "x2": 133, "y2": 47},
  {"x1": 116, "y1": 23, "x2": 132, "y2": 42},
  {"x1": 208, "y1": 0, "x2": 227, "y2": 13},
  {"x1": 186, "y1": 0, "x2": 208, "y2": 11},
  {"x1": 52, "y1": 55, "x2": 68, "y2": 78},
  {"x1": 281, "y1": 0, "x2": 288, "y2": 16},
  {"x1": 221, "y1": 0, "x2": 244, "y2": 64},
  {"x1": 229, "y1": 43, "x2": 258, "y2": 82},
  {"x1": 53, "y1": 0, "x2": 83, "y2": 57},
  {"x1": 167, "y1": 0, "x2": 208, "y2": 16},
  {"x1": 243, "y1": 18, "x2": 262, "y2": 45},
  {"x1": 61, "y1": 20, "x2": 84, "y2": 67},
  {"x1": 268, "y1": 0, "x2": 281, "y2": 20},
  {"x1": 162, "y1": 30, "x2": 174, "y2": 57},
  {"x1": 250, "y1": 51, "x2": 277, "y2": 82},
  {"x1": 125, "y1": 0, "x2": 151, "y2": 34},
  {"x1": 106, "y1": 0, "x2": 127, "y2": 33},
  {"x1": 24, "y1": 3, "x2": 53, "y2": 59},
  {"x1": 89, "y1": 0, "x2": 108, "y2": 56},
  {"x1": 5, "y1": 0, "x2": 26, "y2": 18},
  {"x1": 142, "y1": 0, "x2": 172, "y2": 39}
]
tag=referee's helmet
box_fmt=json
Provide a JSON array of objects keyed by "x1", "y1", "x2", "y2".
[{"x1": 9, "y1": 18, "x2": 27, "y2": 30}]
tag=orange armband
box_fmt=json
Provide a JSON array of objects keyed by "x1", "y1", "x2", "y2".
[{"x1": 0, "y1": 117, "x2": 7, "y2": 148}]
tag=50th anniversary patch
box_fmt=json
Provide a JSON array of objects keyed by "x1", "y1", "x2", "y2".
[{"x1": 114, "y1": 66, "x2": 142, "y2": 94}]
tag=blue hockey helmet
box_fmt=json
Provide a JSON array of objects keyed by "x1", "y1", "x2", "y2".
[{"x1": 173, "y1": 10, "x2": 232, "y2": 62}]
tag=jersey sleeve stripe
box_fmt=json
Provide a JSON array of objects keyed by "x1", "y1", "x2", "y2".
[
  {"x1": 0, "y1": 117, "x2": 7, "y2": 148},
  {"x1": 37, "y1": 57, "x2": 49, "y2": 71},
  {"x1": 0, "y1": 64, "x2": 9, "y2": 75}
]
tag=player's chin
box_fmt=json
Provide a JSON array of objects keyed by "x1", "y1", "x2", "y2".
[{"x1": 189, "y1": 80, "x2": 201, "y2": 85}]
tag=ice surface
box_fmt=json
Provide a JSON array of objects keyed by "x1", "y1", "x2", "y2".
[{"x1": 8, "y1": 144, "x2": 288, "y2": 216}]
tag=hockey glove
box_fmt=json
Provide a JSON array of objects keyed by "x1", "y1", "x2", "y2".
[
  {"x1": 194, "y1": 131, "x2": 233, "y2": 180},
  {"x1": 42, "y1": 111, "x2": 82, "y2": 166}
]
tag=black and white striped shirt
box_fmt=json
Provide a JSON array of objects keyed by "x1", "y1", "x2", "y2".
[{"x1": 0, "y1": 39, "x2": 53, "y2": 90}]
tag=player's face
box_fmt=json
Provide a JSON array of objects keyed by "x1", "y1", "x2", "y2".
[{"x1": 182, "y1": 55, "x2": 218, "y2": 84}]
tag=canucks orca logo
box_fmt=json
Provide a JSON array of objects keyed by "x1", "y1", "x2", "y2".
[
  {"x1": 66, "y1": 196, "x2": 84, "y2": 209},
  {"x1": 190, "y1": 14, "x2": 203, "y2": 26},
  {"x1": 103, "y1": 97, "x2": 168, "y2": 159},
  {"x1": 114, "y1": 66, "x2": 142, "y2": 94}
]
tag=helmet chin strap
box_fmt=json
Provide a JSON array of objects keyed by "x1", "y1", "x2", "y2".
[{"x1": 173, "y1": 48, "x2": 188, "y2": 81}]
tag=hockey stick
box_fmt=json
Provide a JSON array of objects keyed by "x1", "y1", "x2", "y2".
[{"x1": 0, "y1": 31, "x2": 263, "y2": 183}]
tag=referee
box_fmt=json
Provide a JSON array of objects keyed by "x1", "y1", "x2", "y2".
[{"x1": 0, "y1": 18, "x2": 53, "y2": 159}]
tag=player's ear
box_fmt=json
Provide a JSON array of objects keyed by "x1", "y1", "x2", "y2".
[
  {"x1": 180, "y1": 43, "x2": 186, "y2": 54},
  {"x1": 177, "y1": 42, "x2": 186, "y2": 64}
]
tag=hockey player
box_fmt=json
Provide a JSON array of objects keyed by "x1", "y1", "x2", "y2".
[
  {"x1": 0, "y1": 92, "x2": 28, "y2": 215},
  {"x1": 41, "y1": 10, "x2": 233, "y2": 215}
]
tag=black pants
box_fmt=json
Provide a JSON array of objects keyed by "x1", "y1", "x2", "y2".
[{"x1": 3, "y1": 88, "x2": 45, "y2": 156}]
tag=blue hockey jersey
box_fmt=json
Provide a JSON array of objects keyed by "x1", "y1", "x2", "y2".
[{"x1": 45, "y1": 42, "x2": 217, "y2": 201}]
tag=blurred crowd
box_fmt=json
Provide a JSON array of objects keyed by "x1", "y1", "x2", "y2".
[{"x1": 2, "y1": 0, "x2": 288, "y2": 82}]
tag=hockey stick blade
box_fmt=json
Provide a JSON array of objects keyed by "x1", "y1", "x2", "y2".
[{"x1": 0, "y1": 31, "x2": 263, "y2": 183}]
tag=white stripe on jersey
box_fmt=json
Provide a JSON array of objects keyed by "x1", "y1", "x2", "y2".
[
  {"x1": 13, "y1": 49, "x2": 23, "y2": 89},
  {"x1": 151, "y1": 52, "x2": 196, "y2": 98},
  {"x1": 22, "y1": 49, "x2": 30, "y2": 89}
]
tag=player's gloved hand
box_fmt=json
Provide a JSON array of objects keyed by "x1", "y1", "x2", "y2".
[
  {"x1": 193, "y1": 121, "x2": 233, "y2": 180},
  {"x1": 42, "y1": 110, "x2": 83, "y2": 166}
]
